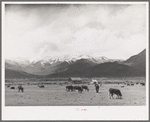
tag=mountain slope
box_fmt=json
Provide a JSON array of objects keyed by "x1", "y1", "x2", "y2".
[
  {"x1": 47, "y1": 49, "x2": 146, "y2": 77},
  {"x1": 47, "y1": 62, "x2": 142, "y2": 77},
  {"x1": 46, "y1": 59, "x2": 96, "y2": 77},
  {"x1": 125, "y1": 49, "x2": 146, "y2": 65},
  {"x1": 5, "y1": 49, "x2": 146, "y2": 78},
  {"x1": 5, "y1": 55, "x2": 112, "y2": 76},
  {"x1": 124, "y1": 49, "x2": 146, "y2": 75},
  {"x1": 5, "y1": 68, "x2": 39, "y2": 79}
]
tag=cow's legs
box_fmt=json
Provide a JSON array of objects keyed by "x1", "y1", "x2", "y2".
[
  {"x1": 108, "y1": 92, "x2": 111, "y2": 99},
  {"x1": 110, "y1": 94, "x2": 112, "y2": 99},
  {"x1": 96, "y1": 88, "x2": 99, "y2": 93},
  {"x1": 109, "y1": 94, "x2": 111, "y2": 99},
  {"x1": 109, "y1": 93, "x2": 112, "y2": 99}
]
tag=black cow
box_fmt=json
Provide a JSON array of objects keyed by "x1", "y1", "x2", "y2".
[
  {"x1": 95, "y1": 84, "x2": 99, "y2": 93},
  {"x1": 73, "y1": 86, "x2": 83, "y2": 93},
  {"x1": 10, "y1": 87, "x2": 15, "y2": 89},
  {"x1": 127, "y1": 84, "x2": 130, "y2": 86},
  {"x1": 66, "y1": 85, "x2": 74, "y2": 92},
  {"x1": 38, "y1": 84, "x2": 44, "y2": 88},
  {"x1": 140, "y1": 83, "x2": 145, "y2": 86},
  {"x1": 18, "y1": 85, "x2": 24, "y2": 92},
  {"x1": 131, "y1": 84, "x2": 134, "y2": 86},
  {"x1": 81, "y1": 85, "x2": 89, "y2": 91},
  {"x1": 108, "y1": 88, "x2": 122, "y2": 99}
]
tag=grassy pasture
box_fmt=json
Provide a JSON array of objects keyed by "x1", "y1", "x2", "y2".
[{"x1": 5, "y1": 77, "x2": 146, "y2": 106}]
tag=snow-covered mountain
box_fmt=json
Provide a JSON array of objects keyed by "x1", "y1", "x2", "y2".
[
  {"x1": 5, "y1": 49, "x2": 146, "y2": 78},
  {"x1": 5, "y1": 55, "x2": 124, "y2": 76},
  {"x1": 30, "y1": 55, "x2": 120, "y2": 66}
]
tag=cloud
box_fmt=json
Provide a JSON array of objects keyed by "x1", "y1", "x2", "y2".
[{"x1": 5, "y1": 4, "x2": 147, "y2": 60}]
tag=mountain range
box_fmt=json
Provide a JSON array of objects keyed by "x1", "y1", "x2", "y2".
[{"x1": 5, "y1": 49, "x2": 146, "y2": 78}]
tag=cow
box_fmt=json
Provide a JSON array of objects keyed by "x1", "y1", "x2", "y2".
[
  {"x1": 131, "y1": 84, "x2": 134, "y2": 86},
  {"x1": 18, "y1": 85, "x2": 24, "y2": 92},
  {"x1": 81, "y1": 85, "x2": 89, "y2": 91},
  {"x1": 10, "y1": 87, "x2": 15, "y2": 89},
  {"x1": 127, "y1": 84, "x2": 130, "y2": 86},
  {"x1": 66, "y1": 85, "x2": 74, "y2": 92},
  {"x1": 95, "y1": 84, "x2": 99, "y2": 93},
  {"x1": 121, "y1": 86, "x2": 124, "y2": 88},
  {"x1": 140, "y1": 83, "x2": 145, "y2": 86},
  {"x1": 73, "y1": 86, "x2": 83, "y2": 93},
  {"x1": 108, "y1": 88, "x2": 122, "y2": 99},
  {"x1": 7, "y1": 85, "x2": 10, "y2": 87},
  {"x1": 38, "y1": 84, "x2": 44, "y2": 88}
]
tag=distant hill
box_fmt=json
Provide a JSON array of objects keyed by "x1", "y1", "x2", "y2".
[{"x1": 5, "y1": 68, "x2": 39, "y2": 79}]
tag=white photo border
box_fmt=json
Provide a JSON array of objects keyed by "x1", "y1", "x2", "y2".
[{"x1": 1, "y1": 1, "x2": 149, "y2": 120}]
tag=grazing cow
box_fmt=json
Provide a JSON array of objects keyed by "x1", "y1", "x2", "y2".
[
  {"x1": 121, "y1": 86, "x2": 124, "y2": 88},
  {"x1": 127, "y1": 84, "x2": 130, "y2": 86},
  {"x1": 136, "y1": 82, "x2": 139, "y2": 85},
  {"x1": 140, "y1": 83, "x2": 145, "y2": 86},
  {"x1": 38, "y1": 84, "x2": 44, "y2": 88},
  {"x1": 66, "y1": 85, "x2": 74, "y2": 92},
  {"x1": 108, "y1": 88, "x2": 122, "y2": 99},
  {"x1": 7, "y1": 85, "x2": 10, "y2": 87},
  {"x1": 131, "y1": 84, "x2": 134, "y2": 86},
  {"x1": 73, "y1": 86, "x2": 83, "y2": 93},
  {"x1": 10, "y1": 87, "x2": 15, "y2": 89},
  {"x1": 95, "y1": 84, "x2": 99, "y2": 93},
  {"x1": 18, "y1": 85, "x2": 24, "y2": 92},
  {"x1": 81, "y1": 85, "x2": 89, "y2": 91}
]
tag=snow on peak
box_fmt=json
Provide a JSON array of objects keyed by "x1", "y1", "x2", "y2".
[
  {"x1": 6, "y1": 55, "x2": 111, "y2": 66},
  {"x1": 35, "y1": 55, "x2": 110, "y2": 65}
]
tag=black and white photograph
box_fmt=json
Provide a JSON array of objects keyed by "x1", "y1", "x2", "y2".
[{"x1": 2, "y1": 1, "x2": 149, "y2": 120}]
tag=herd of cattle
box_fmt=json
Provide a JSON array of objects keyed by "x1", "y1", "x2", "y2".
[
  {"x1": 65, "y1": 84, "x2": 122, "y2": 99},
  {"x1": 7, "y1": 84, "x2": 44, "y2": 92},
  {"x1": 66, "y1": 85, "x2": 89, "y2": 92},
  {"x1": 65, "y1": 81, "x2": 145, "y2": 99},
  {"x1": 123, "y1": 82, "x2": 145, "y2": 86},
  {"x1": 6, "y1": 81, "x2": 145, "y2": 99},
  {"x1": 7, "y1": 85, "x2": 24, "y2": 92}
]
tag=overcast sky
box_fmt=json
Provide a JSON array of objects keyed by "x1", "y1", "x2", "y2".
[{"x1": 5, "y1": 3, "x2": 147, "y2": 61}]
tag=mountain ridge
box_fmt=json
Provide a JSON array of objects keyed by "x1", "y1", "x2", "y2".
[{"x1": 5, "y1": 49, "x2": 146, "y2": 78}]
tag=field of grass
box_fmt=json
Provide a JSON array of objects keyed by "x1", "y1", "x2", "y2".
[{"x1": 5, "y1": 78, "x2": 146, "y2": 106}]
